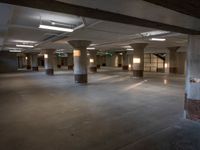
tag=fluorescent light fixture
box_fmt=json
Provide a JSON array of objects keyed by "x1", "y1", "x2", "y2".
[
  {"x1": 150, "y1": 38, "x2": 166, "y2": 41},
  {"x1": 126, "y1": 48, "x2": 134, "y2": 51},
  {"x1": 11, "y1": 40, "x2": 37, "y2": 44},
  {"x1": 44, "y1": 54, "x2": 48, "y2": 59},
  {"x1": 141, "y1": 30, "x2": 170, "y2": 37},
  {"x1": 133, "y1": 58, "x2": 141, "y2": 64},
  {"x1": 16, "y1": 44, "x2": 34, "y2": 48},
  {"x1": 39, "y1": 24, "x2": 73, "y2": 32},
  {"x1": 87, "y1": 47, "x2": 95, "y2": 50},
  {"x1": 9, "y1": 50, "x2": 22, "y2": 53}
]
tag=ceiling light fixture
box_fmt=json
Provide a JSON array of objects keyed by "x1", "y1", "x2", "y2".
[
  {"x1": 16, "y1": 44, "x2": 34, "y2": 48},
  {"x1": 126, "y1": 48, "x2": 134, "y2": 51},
  {"x1": 39, "y1": 24, "x2": 74, "y2": 32},
  {"x1": 150, "y1": 38, "x2": 166, "y2": 41},
  {"x1": 9, "y1": 50, "x2": 22, "y2": 53},
  {"x1": 87, "y1": 47, "x2": 95, "y2": 50}
]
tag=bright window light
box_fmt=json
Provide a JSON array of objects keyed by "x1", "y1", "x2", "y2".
[
  {"x1": 44, "y1": 54, "x2": 48, "y2": 59},
  {"x1": 150, "y1": 38, "x2": 166, "y2": 41},
  {"x1": 39, "y1": 24, "x2": 74, "y2": 32},
  {"x1": 87, "y1": 47, "x2": 95, "y2": 50},
  {"x1": 16, "y1": 44, "x2": 34, "y2": 48},
  {"x1": 133, "y1": 58, "x2": 141, "y2": 64}
]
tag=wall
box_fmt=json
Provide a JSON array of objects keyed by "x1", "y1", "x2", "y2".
[{"x1": 0, "y1": 51, "x2": 18, "y2": 73}]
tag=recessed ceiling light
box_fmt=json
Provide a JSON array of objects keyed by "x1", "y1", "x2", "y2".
[
  {"x1": 126, "y1": 48, "x2": 134, "y2": 51},
  {"x1": 39, "y1": 24, "x2": 73, "y2": 32},
  {"x1": 9, "y1": 50, "x2": 22, "y2": 53},
  {"x1": 16, "y1": 44, "x2": 34, "y2": 48},
  {"x1": 150, "y1": 38, "x2": 166, "y2": 41},
  {"x1": 87, "y1": 47, "x2": 95, "y2": 50}
]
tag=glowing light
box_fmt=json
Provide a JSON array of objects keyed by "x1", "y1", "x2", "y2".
[
  {"x1": 44, "y1": 54, "x2": 48, "y2": 59},
  {"x1": 87, "y1": 47, "x2": 95, "y2": 50},
  {"x1": 165, "y1": 63, "x2": 168, "y2": 68},
  {"x1": 39, "y1": 24, "x2": 74, "y2": 32},
  {"x1": 16, "y1": 44, "x2": 34, "y2": 48},
  {"x1": 150, "y1": 38, "x2": 166, "y2": 41},
  {"x1": 9, "y1": 50, "x2": 22, "y2": 53},
  {"x1": 90, "y1": 59, "x2": 94, "y2": 63},
  {"x1": 25, "y1": 57, "x2": 28, "y2": 60},
  {"x1": 73, "y1": 50, "x2": 81, "y2": 57},
  {"x1": 133, "y1": 58, "x2": 141, "y2": 64}
]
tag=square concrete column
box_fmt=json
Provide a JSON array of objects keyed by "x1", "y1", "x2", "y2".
[
  {"x1": 25, "y1": 53, "x2": 31, "y2": 70},
  {"x1": 122, "y1": 51, "x2": 128, "y2": 71},
  {"x1": 130, "y1": 43, "x2": 148, "y2": 77},
  {"x1": 44, "y1": 50, "x2": 55, "y2": 75},
  {"x1": 31, "y1": 53, "x2": 39, "y2": 71},
  {"x1": 97, "y1": 55, "x2": 103, "y2": 69},
  {"x1": 168, "y1": 47, "x2": 180, "y2": 74},
  {"x1": 185, "y1": 35, "x2": 200, "y2": 122},
  {"x1": 67, "y1": 52, "x2": 74, "y2": 70},
  {"x1": 88, "y1": 50, "x2": 97, "y2": 73},
  {"x1": 68, "y1": 40, "x2": 91, "y2": 84}
]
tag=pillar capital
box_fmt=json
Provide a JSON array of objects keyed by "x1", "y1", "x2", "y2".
[
  {"x1": 130, "y1": 43, "x2": 148, "y2": 50},
  {"x1": 68, "y1": 40, "x2": 91, "y2": 49}
]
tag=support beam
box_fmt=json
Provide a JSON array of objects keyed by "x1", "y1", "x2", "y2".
[{"x1": 1, "y1": 0, "x2": 200, "y2": 34}]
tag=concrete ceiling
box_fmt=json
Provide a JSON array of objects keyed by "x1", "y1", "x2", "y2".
[{"x1": 0, "y1": 2, "x2": 188, "y2": 53}]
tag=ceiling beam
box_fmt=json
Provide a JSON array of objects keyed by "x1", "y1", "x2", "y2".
[
  {"x1": 0, "y1": 0, "x2": 200, "y2": 35},
  {"x1": 143, "y1": 0, "x2": 200, "y2": 19}
]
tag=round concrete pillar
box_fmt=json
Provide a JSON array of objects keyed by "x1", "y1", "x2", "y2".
[
  {"x1": 88, "y1": 50, "x2": 97, "y2": 73},
  {"x1": 31, "y1": 53, "x2": 39, "y2": 71},
  {"x1": 130, "y1": 43, "x2": 148, "y2": 77},
  {"x1": 67, "y1": 53, "x2": 74, "y2": 70},
  {"x1": 122, "y1": 52, "x2": 128, "y2": 71},
  {"x1": 68, "y1": 40, "x2": 91, "y2": 84},
  {"x1": 44, "y1": 50, "x2": 55, "y2": 75}
]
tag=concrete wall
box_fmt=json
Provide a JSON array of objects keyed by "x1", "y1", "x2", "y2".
[{"x1": 0, "y1": 51, "x2": 18, "y2": 73}]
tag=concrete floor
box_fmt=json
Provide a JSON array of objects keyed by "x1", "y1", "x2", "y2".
[{"x1": 0, "y1": 67, "x2": 200, "y2": 150}]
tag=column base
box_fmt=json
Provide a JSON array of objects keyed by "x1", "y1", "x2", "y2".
[
  {"x1": 57, "y1": 65, "x2": 61, "y2": 68},
  {"x1": 169, "y1": 67, "x2": 177, "y2": 73},
  {"x1": 68, "y1": 65, "x2": 73, "y2": 70},
  {"x1": 118, "y1": 64, "x2": 122, "y2": 67},
  {"x1": 185, "y1": 94, "x2": 200, "y2": 122},
  {"x1": 97, "y1": 65, "x2": 101, "y2": 69},
  {"x1": 32, "y1": 67, "x2": 39, "y2": 71},
  {"x1": 45, "y1": 69, "x2": 54, "y2": 75},
  {"x1": 74, "y1": 74, "x2": 87, "y2": 84},
  {"x1": 89, "y1": 67, "x2": 97, "y2": 73},
  {"x1": 26, "y1": 65, "x2": 31, "y2": 70},
  {"x1": 122, "y1": 65, "x2": 128, "y2": 71},
  {"x1": 133, "y1": 70, "x2": 143, "y2": 77}
]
